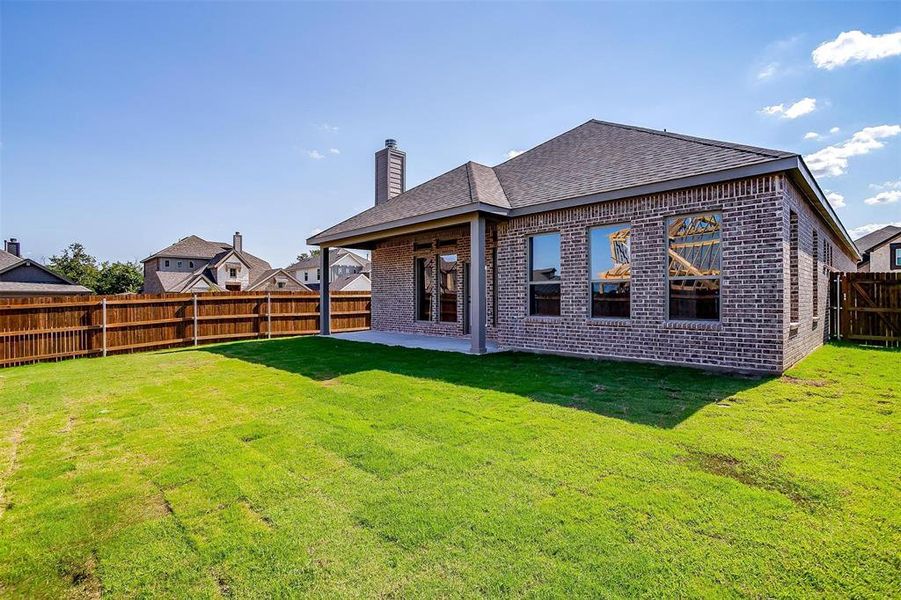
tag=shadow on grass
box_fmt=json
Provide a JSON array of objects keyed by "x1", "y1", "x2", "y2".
[{"x1": 196, "y1": 336, "x2": 770, "y2": 429}]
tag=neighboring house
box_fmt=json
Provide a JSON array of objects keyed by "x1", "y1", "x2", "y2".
[
  {"x1": 854, "y1": 225, "x2": 901, "y2": 272},
  {"x1": 308, "y1": 120, "x2": 860, "y2": 374},
  {"x1": 286, "y1": 248, "x2": 371, "y2": 291},
  {"x1": 0, "y1": 239, "x2": 92, "y2": 297},
  {"x1": 142, "y1": 232, "x2": 309, "y2": 293}
]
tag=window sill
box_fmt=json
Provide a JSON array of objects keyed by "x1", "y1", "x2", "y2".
[
  {"x1": 664, "y1": 319, "x2": 722, "y2": 331},
  {"x1": 524, "y1": 316, "x2": 563, "y2": 323},
  {"x1": 586, "y1": 317, "x2": 632, "y2": 327},
  {"x1": 789, "y1": 322, "x2": 800, "y2": 332}
]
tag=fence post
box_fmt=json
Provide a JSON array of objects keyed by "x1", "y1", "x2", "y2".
[
  {"x1": 101, "y1": 298, "x2": 108, "y2": 357},
  {"x1": 267, "y1": 293, "x2": 272, "y2": 339},
  {"x1": 834, "y1": 273, "x2": 841, "y2": 341},
  {"x1": 193, "y1": 294, "x2": 198, "y2": 346}
]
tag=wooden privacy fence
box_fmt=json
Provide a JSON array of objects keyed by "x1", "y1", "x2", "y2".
[
  {"x1": 832, "y1": 272, "x2": 901, "y2": 347},
  {"x1": 0, "y1": 291, "x2": 371, "y2": 367}
]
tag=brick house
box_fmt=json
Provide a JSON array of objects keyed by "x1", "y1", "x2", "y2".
[
  {"x1": 142, "y1": 232, "x2": 310, "y2": 293},
  {"x1": 308, "y1": 121, "x2": 859, "y2": 373},
  {"x1": 854, "y1": 225, "x2": 901, "y2": 272}
]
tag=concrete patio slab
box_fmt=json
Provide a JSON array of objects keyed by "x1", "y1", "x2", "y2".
[{"x1": 330, "y1": 330, "x2": 502, "y2": 354}]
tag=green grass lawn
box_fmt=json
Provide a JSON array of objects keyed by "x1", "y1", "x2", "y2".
[{"x1": 0, "y1": 338, "x2": 898, "y2": 598}]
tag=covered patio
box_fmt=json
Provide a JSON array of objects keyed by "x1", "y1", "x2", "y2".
[{"x1": 331, "y1": 330, "x2": 501, "y2": 354}]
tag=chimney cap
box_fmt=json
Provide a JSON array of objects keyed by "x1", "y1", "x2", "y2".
[
  {"x1": 385, "y1": 139, "x2": 397, "y2": 149},
  {"x1": 9, "y1": 238, "x2": 17, "y2": 242}
]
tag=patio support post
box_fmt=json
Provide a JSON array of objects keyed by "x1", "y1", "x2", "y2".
[
  {"x1": 470, "y1": 214, "x2": 487, "y2": 354},
  {"x1": 319, "y1": 247, "x2": 331, "y2": 335}
]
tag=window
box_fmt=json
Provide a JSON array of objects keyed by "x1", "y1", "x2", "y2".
[
  {"x1": 415, "y1": 257, "x2": 434, "y2": 321},
  {"x1": 528, "y1": 233, "x2": 561, "y2": 316},
  {"x1": 812, "y1": 230, "x2": 819, "y2": 318},
  {"x1": 164, "y1": 260, "x2": 170, "y2": 268},
  {"x1": 277, "y1": 281, "x2": 286, "y2": 289},
  {"x1": 667, "y1": 213, "x2": 722, "y2": 321},
  {"x1": 316, "y1": 268, "x2": 321, "y2": 280},
  {"x1": 439, "y1": 254, "x2": 458, "y2": 322},
  {"x1": 177, "y1": 261, "x2": 183, "y2": 268},
  {"x1": 229, "y1": 268, "x2": 237, "y2": 278},
  {"x1": 789, "y1": 212, "x2": 799, "y2": 323},
  {"x1": 304, "y1": 272, "x2": 309, "y2": 282},
  {"x1": 891, "y1": 243, "x2": 901, "y2": 270},
  {"x1": 589, "y1": 225, "x2": 631, "y2": 318}
]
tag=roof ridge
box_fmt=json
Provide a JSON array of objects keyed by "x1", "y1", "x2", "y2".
[
  {"x1": 464, "y1": 161, "x2": 477, "y2": 203},
  {"x1": 588, "y1": 119, "x2": 794, "y2": 160}
]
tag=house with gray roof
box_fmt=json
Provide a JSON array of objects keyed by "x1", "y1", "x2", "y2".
[
  {"x1": 0, "y1": 239, "x2": 92, "y2": 297},
  {"x1": 286, "y1": 248, "x2": 370, "y2": 292},
  {"x1": 854, "y1": 225, "x2": 901, "y2": 272},
  {"x1": 308, "y1": 120, "x2": 861, "y2": 374},
  {"x1": 142, "y1": 232, "x2": 310, "y2": 293}
]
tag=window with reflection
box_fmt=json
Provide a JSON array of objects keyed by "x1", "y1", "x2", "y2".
[
  {"x1": 528, "y1": 233, "x2": 561, "y2": 316},
  {"x1": 590, "y1": 225, "x2": 631, "y2": 318},
  {"x1": 439, "y1": 254, "x2": 458, "y2": 322},
  {"x1": 667, "y1": 213, "x2": 721, "y2": 320},
  {"x1": 415, "y1": 257, "x2": 433, "y2": 321}
]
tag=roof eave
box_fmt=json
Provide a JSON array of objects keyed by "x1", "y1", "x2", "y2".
[
  {"x1": 789, "y1": 157, "x2": 861, "y2": 261},
  {"x1": 307, "y1": 202, "x2": 510, "y2": 247}
]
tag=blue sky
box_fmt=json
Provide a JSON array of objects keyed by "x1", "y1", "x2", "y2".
[{"x1": 2, "y1": 2, "x2": 899, "y2": 266}]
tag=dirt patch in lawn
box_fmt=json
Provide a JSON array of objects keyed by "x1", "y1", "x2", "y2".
[
  {"x1": 60, "y1": 552, "x2": 101, "y2": 599},
  {"x1": 681, "y1": 450, "x2": 832, "y2": 510},
  {"x1": 780, "y1": 375, "x2": 828, "y2": 387}
]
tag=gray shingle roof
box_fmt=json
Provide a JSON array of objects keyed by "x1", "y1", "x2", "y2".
[
  {"x1": 143, "y1": 235, "x2": 232, "y2": 261},
  {"x1": 0, "y1": 282, "x2": 92, "y2": 294},
  {"x1": 286, "y1": 248, "x2": 370, "y2": 271},
  {"x1": 311, "y1": 120, "x2": 796, "y2": 242},
  {"x1": 0, "y1": 249, "x2": 21, "y2": 271},
  {"x1": 493, "y1": 120, "x2": 794, "y2": 208},
  {"x1": 854, "y1": 225, "x2": 901, "y2": 253}
]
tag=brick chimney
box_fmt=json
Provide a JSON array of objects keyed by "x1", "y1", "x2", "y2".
[
  {"x1": 4, "y1": 238, "x2": 20, "y2": 257},
  {"x1": 233, "y1": 232, "x2": 242, "y2": 253},
  {"x1": 375, "y1": 139, "x2": 405, "y2": 206}
]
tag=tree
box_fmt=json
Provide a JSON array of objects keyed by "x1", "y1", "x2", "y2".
[
  {"x1": 47, "y1": 243, "x2": 99, "y2": 290},
  {"x1": 95, "y1": 261, "x2": 144, "y2": 295},
  {"x1": 295, "y1": 248, "x2": 321, "y2": 262}
]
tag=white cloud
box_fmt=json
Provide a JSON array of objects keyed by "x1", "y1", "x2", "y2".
[
  {"x1": 812, "y1": 30, "x2": 901, "y2": 70},
  {"x1": 804, "y1": 132, "x2": 820, "y2": 140},
  {"x1": 328, "y1": 148, "x2": 340, "y2": 155},
  {"x1": 757, "y1": 62, "x2": 779, "y2": 80},
  {"x1": 825, "y1": 191, "x2": 846, "y2": 208},
  {"x1": 317, "y1": 123, "x2": 339, "y2": 132},
  {"x1": 805, "y1": 125, "x2": 901, "y2": 177},
  {"x1": 829, "y1": 126, "x2": 840, "y2": 134},
  {"x1": 869, "y1": 179, "x2": 901, "y2": 191},
  {"x1": 306, "y1": 150, "x2": 325, "y2": 160},
  {"x1": 760, "y1": 97, "x2": 817, "y2": 119},
  {"x1": 505, "y1": 149, "x2": 525, "y2": 159},
  {"x1": 864, "y1": 190, "x2": 901, "y2": 206},
  {"x1": 850, "y1": 222, "x2": 901, "y2": 238}
]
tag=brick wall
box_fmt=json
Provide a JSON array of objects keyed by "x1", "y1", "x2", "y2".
[
  {"x1": 781, "y1": 180, "x2": 857, "y2": 370},
  {"x1": 370, "y1": 174, "x2": 856, "y2": 374},
  {"x1": 371, "y1": 225, "x2": 499, "y2": 339}
]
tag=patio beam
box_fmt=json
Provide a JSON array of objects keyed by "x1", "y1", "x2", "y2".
[
  {"x1": 470, "y1": 214, "x2": 487, "y2": 354},
  {"x1": 319, "y1": 247, "x2": 330, "y2": 335}
]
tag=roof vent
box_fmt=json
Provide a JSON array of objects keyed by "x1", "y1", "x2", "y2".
[{"x1": 385, "y1": 139, "x2": 397, "y2": 149}]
